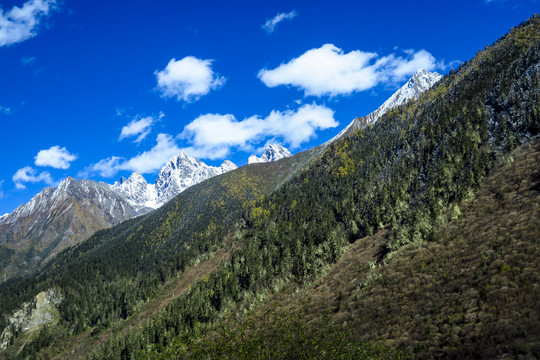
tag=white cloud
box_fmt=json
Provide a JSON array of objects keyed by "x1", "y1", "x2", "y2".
[
  {"x1": 82, "y1": 105, "x2": 336, "y2": 177},
  {"x1": 82, "y1": 133, "x2": 181, "y2": 178},
  {"x1": 0, "y1": 0, "x2": 56, "y2": 47},
  {"x1": 0, "y1": 105, "x2": 12, "y2": 114},
  {"x1": 34, "y1": 146, "x2": 77, "y2": 169},
  {"x1": 0, "y1": 180, "x2": 4, "y2": 199},
  {"x1": 121, "y1": 133, "x2": 180, "y2": 173},
  {"x1": 155, "y1": 56, "x2": 225, "y2": 102},
  {"x1": 21, "y1": 55, "x2": 36, "y2": 65},
  {"x1": 384, "y1": 49, "x2": 437, "y2": 80},
  {"x1": 262, "y1": 10, "x2": 297, "y2": 33},
  {"x1": 258, "y1": 44, "x2": 442, "y2": 97},
  {"x1": 181, "y1": 103, "x2": 337, "y2": 159},
  {"x1": 119, "y1": 113, "x2": 163, "y2": 143},
  {"x1": 83, "y1": 156, "x2": 123, "y2": 178},
  {"x1": 13, "y1": 166, "x2": 54, "y2": 189}
]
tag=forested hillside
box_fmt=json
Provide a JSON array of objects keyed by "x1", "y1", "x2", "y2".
[
  {"x1": 0, "y1": 146, "x2": 320, "y2": 359},
  {"x1": 0, "y1": 15, "x2": 538, "y2": 360},
  {"x1": 203, "y1": 137, "x2": 540, "y2": 359}
]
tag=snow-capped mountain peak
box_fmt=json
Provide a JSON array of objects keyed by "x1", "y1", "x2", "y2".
[
  {"x1": 155, "y1": 152, "x2": 235, "y2": 205},
  {"x1": 220, "y1": 160, "x2": 238, "y2": 173},
  {"x1": 109, "y1": 152, "x2": 237, "y2": 212},
  {"x1": 248, "y1": 144, "x2": 292, "y2": 164},
  {"x1": 0, "y1": 213, "x2": 8, "y2": 225},
  {"x1": 369, "y1": 68, "x2": 443, "y2": 123},
  {"x1": 327, "y1": 69, "x2": 442, "y2": 144},
  {"x1": 111, "y1": 171, "x2": 158, "y2": 211}
]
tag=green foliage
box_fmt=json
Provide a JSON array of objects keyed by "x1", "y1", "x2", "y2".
[
  {"x1": 181, "y1": 309, "x2": 411, "y2": 360},
  {"x1": 13, "y1": 325, "x2": 55, "y2": 360},
  {"x1": 0, "y1": 15, "x2": 539, "y2": 360},
  {"x1": 327, "y1": 137, "x2": 540, "y2": 359}
]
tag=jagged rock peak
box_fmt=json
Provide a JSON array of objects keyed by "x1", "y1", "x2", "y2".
[
  {"x1": 127, "y1": 171, "x2": 147, "y2": 183},
  {"x1": 109, "y1": 152, "x2": 237, "y2": 212},
  {"x1": 154, "y1": 151, "x2": 237, "y2": 205},
  {"x1": 248, "y1": 144, "x2": 292, "y2": 164},
  {"x1": 111, "y1": 171, "x2": 157, "y2": 212}
]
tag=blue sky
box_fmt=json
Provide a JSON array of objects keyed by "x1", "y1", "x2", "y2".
[{"x1": 0, "y1": 0, "x2": 538, "y2": 214}]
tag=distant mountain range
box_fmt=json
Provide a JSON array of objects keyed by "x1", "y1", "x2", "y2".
[
  {"x1": 112, "y1": 152, "x2": 238, "y2": 212},
  {"x1": 0, "y1": 143, "x2": 290, "y2": 281},
  {"x1": 0, "y1": 69, "x2": 441, "y2": 282}
]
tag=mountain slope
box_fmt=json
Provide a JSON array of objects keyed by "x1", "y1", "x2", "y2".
[
  {"x1": 82, "y1": 17, "x2": 538, "y2": 359},
  {"x1": 0, "y1": 16, "x2": 538, "y2": 360},
  {"x1": 0, "y1": 178, "x2": 139, "y2": 281},
  {"x1": 243, "y1": 137, "x2": 540, "y2": 359},
  {"x1": 200, "y1": 137, "x2": 540, "y2": 359}
]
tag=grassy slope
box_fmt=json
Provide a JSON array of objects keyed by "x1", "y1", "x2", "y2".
[{"x1": 236, "y1": 137, "x2": 540, "y2": 359}]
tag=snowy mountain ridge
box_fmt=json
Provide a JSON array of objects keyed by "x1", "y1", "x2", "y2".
[
  {"x1": 153, "y1": 151, "x2": 238, "y2": 207},
  {"x1": 327, "y1": 68, "x2": 442, "y2": 144},
  {"x1": 111, "y1": 172, "x2": 158, "y2": 213},
  {"x1": 0, "y1": 178, "x2": 138, "y2": 228},
  {"x1": 111, "y1": 151, "x2": 238, "y2": 211},
  {"x1": 248, "y1": 144, "x2": 292, "y2": 164},
  {"x1": 364, "y1": 68, "x2": 442, "y2": 124}
]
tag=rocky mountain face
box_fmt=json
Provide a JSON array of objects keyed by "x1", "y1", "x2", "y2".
[
  {"x1": 0, "y1": 153, "x2": 238, "y2": 282},
  {"x1": 0, "y1": 178, "x2": 139, "y2": 281},
  {"x1": 111, "y1": 172, "x2": 158, "y2": 213},
  {"x1": 113, "y1": 152, "x2": 238, "y2": 211},
  {"x1": 0, "y1": 288, "x2": 62, "y2": 349},
  {"x1": 248, "y1": 144, "x2": 292, "y2": 164},
  {"x1": 328, "y1": 68, "x2": 442, "y2": 143},
  {"x1": 154, "y1": 152, "x2": 237, "y2": 206}
]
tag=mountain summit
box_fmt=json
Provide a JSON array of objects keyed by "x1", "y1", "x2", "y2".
[
  {"x1": 0, "y1": 177, "x2": 138, "y2": 280},
  {"x1": 111, "y1": 152, "x2": 239, "y2": 211},
  {"x1": 328, "y1": 69, "x2": 442, "y2": 143},
  {"x1": 154, "y1": 151, "x2": 238, "y2": 205},
  {"x1": 248, "y1": 144, "x2": 292, "y2": 164},
  {"x1": 111, "y1": 172, "x2": 158, "y2": 212},
  {"x1": 363, "y1": 68, "x2": 443, "y2": 125}
]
